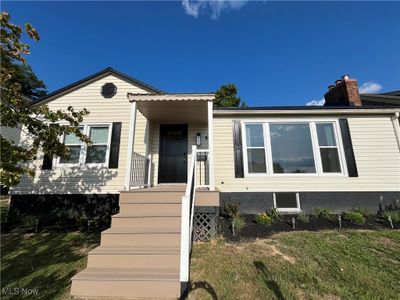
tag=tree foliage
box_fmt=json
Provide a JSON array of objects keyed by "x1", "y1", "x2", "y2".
[
  {"x1": 0, "y1": 12, "x2": 90, "y2": 187},
  {"x1": 214, "y1": 83, "x2": 246, "y2": 107}
]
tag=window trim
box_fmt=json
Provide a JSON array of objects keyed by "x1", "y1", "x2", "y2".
[
  {"x1": 273, "y1": 192, "x2": 301, "y2": 213},
  {"x1": 55, "y1": 123, "x2": 112, "y2": 168},
  {"x1": 241, "y1": 118, "x2": 348, "y2": 177}
]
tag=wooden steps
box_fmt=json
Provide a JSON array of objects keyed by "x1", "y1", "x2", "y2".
[{"x1": 70, "y1": 189, "x2": 184, "y2": 299}]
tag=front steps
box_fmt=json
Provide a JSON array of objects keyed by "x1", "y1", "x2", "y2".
[{"x1": 70, "y1": 189, "x2": 184, "y2": 299}]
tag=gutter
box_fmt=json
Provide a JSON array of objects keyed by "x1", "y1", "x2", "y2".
[{"x1": 213, "y1": 108, "x2": 400, "y2": 116}]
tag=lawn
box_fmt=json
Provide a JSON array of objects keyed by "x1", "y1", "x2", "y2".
[
  {"x1": 1, "y1": 230, "x2": 399, "y2": 299},
  {"x1": 1, "y1": 232, "x2": 100, "y2": 300},
  {"x1": 189, "y1": 230, "x2": 400, "y2": 300}
]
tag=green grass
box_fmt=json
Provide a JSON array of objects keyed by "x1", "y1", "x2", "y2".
[
  {"x1": 1, "y1": 232, "x2": 100, "y2": 299},
  {"x1": 0, "y1": 196, "x2": 9, "y2": 223},
  {"x1": 190, "y1": 230, "x2": 400, "y2": 299}
]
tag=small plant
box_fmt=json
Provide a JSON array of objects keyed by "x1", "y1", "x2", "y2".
[
  {"x1": 312, "y1": 208, "x2": 334, "y2": 221},
  {"x1": 296, "y1": 212, "x2": 310, "y2": 223},
  {"x1": 383, "y1": 211, "x2": 400, "y2": 222},
  {"x1": 269, "y1": 208, "x2": 281, "y2": 222},
  {"x1": 349, "y1": 206, "x2": 371, "y2": 217},
  {"x1": 222, "y1": 202, "x2": 240, "y2": 219},
  {"x1": 343, "y1": 211, "x2": 365, "y2": 224},
  {"x1": 232, "y1": 216, "x2": 246, "y2": 233},
  {"x1": 255, "y1": 213, "x2": 272, "y2": 226}
]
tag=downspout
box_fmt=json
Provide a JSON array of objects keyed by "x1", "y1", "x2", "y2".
[{"x1": 391, "y1": 112, "x2": 400, "y2": 152}]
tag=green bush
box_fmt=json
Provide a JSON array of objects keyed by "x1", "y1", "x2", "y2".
[
  {"x1": 296, "y1": 212, "x2": 310, "y2": 223},
  {"x1": 233, "y1": 216, "x2": 246, "y2": 232},
  {"x1": 349, "y1": 206, "x2": 371, "y2": 217},
  {"x1": 312, "y1": 208, "x2": 334, "y2": 221},
  {"x1": 383, "y1": 211, "x2": 400, "y2": 222},
  {"x1": 222, "y1": 202, "x2": 240, "y2": 219},
  {"x1": 255, "y1": 213, "x2": 272, "y2": 226},
  {"x1": 343, "y1": 211, "x2": 365, "y2": 224},
  {"x1": 269, "y1": 208, "x2": 281, "y2": 222}
]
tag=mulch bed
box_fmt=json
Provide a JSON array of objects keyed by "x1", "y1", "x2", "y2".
[{"x1": 219, "y1": 214, "x2": 399, "y2": 241}]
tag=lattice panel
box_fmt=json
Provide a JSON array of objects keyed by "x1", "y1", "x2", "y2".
[{"x1": 193, "y1": 213, "x2": 216, "y2": 242}]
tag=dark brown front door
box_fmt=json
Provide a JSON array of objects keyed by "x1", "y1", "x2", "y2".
[{"x1": 158, "y1": 124, "x2": 188, "y2": 183}]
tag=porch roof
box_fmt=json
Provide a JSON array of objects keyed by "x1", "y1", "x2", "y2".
[{"x1": 127, "y1": 93, "x2": 215, "y2": 123}]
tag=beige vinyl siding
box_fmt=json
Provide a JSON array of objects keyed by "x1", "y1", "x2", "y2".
[
  {"x1": 214, "y1": 115, "x2": 400, "y2": 192},
  {"x1": 12, "y1": 75, "x2": 149, "y2": 195}
]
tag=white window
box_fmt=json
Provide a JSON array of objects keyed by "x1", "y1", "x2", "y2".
[
  {"x1": 316, "y1": 123, "x2": 341, "y2": 173},
  {"x1": 243, "y1": 120, "x2": 346, "y2": 176},
  {"x1": 273, "y1": 192, "x2": 301, "y2": 212},
  {"x1": 58, "y1": 124, "x2": 111, "y2": 167},
  {"x1": 245, "y1": 123, "x2": 267, "y2": 173}
]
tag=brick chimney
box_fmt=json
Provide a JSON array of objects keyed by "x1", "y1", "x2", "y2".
[{"x1": 324, "y1": 75, "x2": 362, "y2": 106}]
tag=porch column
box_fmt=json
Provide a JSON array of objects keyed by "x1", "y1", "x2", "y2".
[
  {"x1": 124, "y1": 101, "x2": 137, "y2": 190},
  {"x1": 207, "y1": 100, "x2": 215, "y2": 191}
]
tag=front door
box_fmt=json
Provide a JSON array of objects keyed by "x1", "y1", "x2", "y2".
[{"x1": 158, "y1": 124, "x2": 188, "y2": 183}]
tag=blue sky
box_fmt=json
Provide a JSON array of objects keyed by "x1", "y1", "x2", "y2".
[{"x1": 3, "y1": 1, "x2": 400, "y2": 106}]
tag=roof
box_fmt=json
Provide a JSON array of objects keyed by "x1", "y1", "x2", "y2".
[
  {"x1": 33, "y1": 67, "x2": 164, "y2": 106},
  {"x1": 360, "y1": 92, "x2": 400, "y2": 107},
  {"x1": 213, "y1": 105, "x2": 400, "y2": 116},
  {"x1": 128, "y1": 93, "x2": 215, "y2": 102}
]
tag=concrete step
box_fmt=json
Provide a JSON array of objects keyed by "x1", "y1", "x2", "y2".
[
  {"x1": 101, "y1": 227, "x2": 181, "y2": 246},
  {"x1": 70, "y1": 267, "x2": 180, "y2": 298},
  {"x1": 120, "y1": 191, "x2": 184, "y2": 203},
  {"x1": 111, "y1": 214, "x2": 181, "y2": 228},
  {"x1": 119, "y1": 203, "x2": 181, "y2": 215},
  {"x1": 87, "y1": 245, "x2": 180, "y2": 268}
]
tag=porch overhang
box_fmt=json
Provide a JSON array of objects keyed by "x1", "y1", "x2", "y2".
[{"x1": 127, "y1": 93, "x2": 215, "y2": 123}]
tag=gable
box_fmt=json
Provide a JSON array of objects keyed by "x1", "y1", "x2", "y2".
[{"x1": 33, "y1": 67, "x2": 163, "y2": 106}]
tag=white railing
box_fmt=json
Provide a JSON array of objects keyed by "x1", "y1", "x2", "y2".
[
  {"x1": 130, "y1": 152, "x2": 151, "y2": 189},
  {"x1": 180, "y1": 145, "x2": 211, "y2": 285}
]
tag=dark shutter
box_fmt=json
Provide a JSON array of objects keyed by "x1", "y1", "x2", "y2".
[
  {"x1": 109, "y1": 122, "x2": 122, "y2": 168},
  {"x1": 233, "y1": 120, "x2": 244, "y2": 178},
  {"x1": 42, "y1": 124, "x2": 56, "y2": 170},
  {"x1": 42, "y1": 153, "x2": 53, "y2": 170},
  {"x1": 339, "y1": 119, "x2": 358, "y2": 177}
]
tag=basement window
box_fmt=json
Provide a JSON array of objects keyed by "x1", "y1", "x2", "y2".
[{"x1": 273, "y1": 192, "x2": 301, "y2": 213}]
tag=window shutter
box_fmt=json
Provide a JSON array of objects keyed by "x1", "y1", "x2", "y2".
[
  {"x1": 109, "y1": 122, "x2": 122, "y2": 169},
  {"x1": 233, "y1": 120, "x2": 244, "y2": 178},
  {"x1": 339, "y1": 119, "x2": 358, "y2": 177},
  {"x1": 42, "y1": 124, "x2": 56, "y2": 170},
  {"x1": 42, "y1": 153, "x2": 53, "y2": 170}
]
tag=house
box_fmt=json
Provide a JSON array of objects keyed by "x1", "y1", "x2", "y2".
[{"x1": 9, "y1": 68, "x2": 400, "y2": 298}]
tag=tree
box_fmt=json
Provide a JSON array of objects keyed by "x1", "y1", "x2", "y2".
[
  {"x1": 0, "y1": 12, "x2": 90, "y2": 187},
  {"x1": 214, "y1": 83, "x2": 246, "y2": 107}
]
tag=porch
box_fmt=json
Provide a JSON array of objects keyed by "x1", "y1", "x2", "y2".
[{"x1": 124, "y1": 93, "x2": 216, "y2": 191}]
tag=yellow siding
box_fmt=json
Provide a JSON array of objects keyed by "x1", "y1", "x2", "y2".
[
  {"x1": 12, "y1": 75, "x2": 149, "y2": 194},
  {"x1": 213, "y1": 115, "x2": 400, "y2": 192}
]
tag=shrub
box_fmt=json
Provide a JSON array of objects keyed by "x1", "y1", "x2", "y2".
[
  {"x1": 343, "y1": 211, "x2": 365, "y2": 224},
  {"x1": 222, "y1": 202, "x2": 240, "y2": 219},
  {"x1": 255, "y1": 213, "x2": 272, "y2": 226},
  {"x1": 296, "y1": 212, "x2": 310, "y2": 223},
  {"x1": 383, "y1": 211, "x2": 400, "y2": 222},
  {"x1": 232, "y1": 216, "x2": 246, "y2": 232},
  {"x1": 312, "y1": 208, "x2": 334, "y2": 221},
  {"x1": 349, "y1": 206, "x2": 371, "y2": 217},
  {"x1": 269, "y1": 208, "x2": 281, "y2": 222}
]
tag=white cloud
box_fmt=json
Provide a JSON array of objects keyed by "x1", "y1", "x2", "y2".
[
  {"x1": 182, "y1": 0, "x2": 248, "y2": 20},
  {"x1": 306, "y1": 81, "x2": 383, "y2": 106},
  {"x1": 306, "y1": 98, "x2": 325, "y2": 106},
  {"x1": 358, "y1": 81, "x2": 383, "y2": 94}
]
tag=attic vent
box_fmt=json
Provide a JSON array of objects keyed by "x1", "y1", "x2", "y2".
[{"x1": 101, "y1": 83, "x2": 117, "y2": 98}]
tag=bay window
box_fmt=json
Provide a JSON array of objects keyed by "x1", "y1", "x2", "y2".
[
  {"x1": 58, "y1": 124, "x2": 111, "y2": 166},
  {"x1": 243, "y1": 120, "x2": 345, "y2": 176}
]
